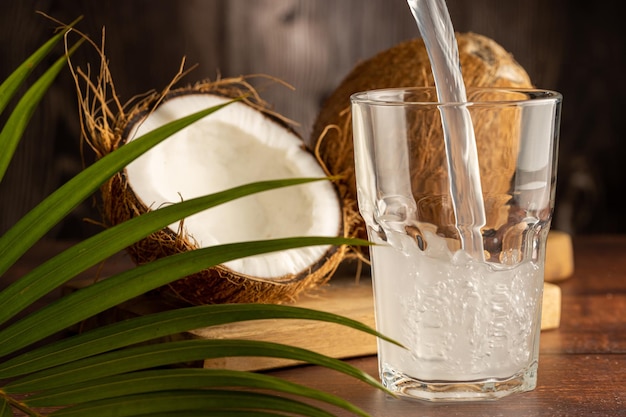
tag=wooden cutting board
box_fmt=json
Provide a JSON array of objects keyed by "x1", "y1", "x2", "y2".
[
  {"x1": 545, "y1": 230, "x2": 575, "y2": 282},
  {"x1": 100, "y1": 272, "x2": 562, "y2": 372},
  {"x1": 200, "y1": 278, "x2": 562, "y2": 371},
  {"x1": 72, "y1": 230, "x2": 571, "y2": 372}
]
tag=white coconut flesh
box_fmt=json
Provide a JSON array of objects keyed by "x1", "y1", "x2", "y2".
[{"x1": 125, "y1": 94, "x2": 342, "y2": 279}]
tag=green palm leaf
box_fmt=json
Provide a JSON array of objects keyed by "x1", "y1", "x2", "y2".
[
  {"x1": 0, "y1": 17, "x2": 81, "y2": 115},
  {"x1": 0, "y1": 236, "x2": 369, "y2": 360},
  {"x1": 147, "y1": 412, "x2": 291, "y2": 417},
  {"x1": 7, "y1": 339, "x2": 382, "y2": 393},
  {"x1": 25, "y1": 369, "x2": 370, "y2": 416},
  {"x1": 0, "y1": 304, "x2": 395, "y2": 379},
  {"x1": 0, "y1": 398, "x2": 11, "y2": 417},
  {"x1": 0, "y1": 96, "x2": 236, "y2": 279},
  {"x1": 0, "y1": 177, "x2": 331, "y2": 329},
  {"x1": 49, "y1": 390, "x2": 337, "y2": 417},
  {"x1": 0, "y1": 21, "x2": 392, "y2": 417},
  {"x1": 0, "y1": 37, "x2": 83, "y2": 183},
  {"x1": 147, "y1": 412, "x2": 294, "y2": 417}
]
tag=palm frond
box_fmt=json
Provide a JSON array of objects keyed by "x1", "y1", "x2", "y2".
[
  {"x1": 0, "y1": 304, "x2": 395, "y2": 379},
  {"x1": 7, "y1": 339, "x2": 382, "y2": 394},
  {"x1": 49, "y1": 390, "x2": 337, "y2": 417},
  {"x1": 0, "y1": 19, "x2": 392, "y2": 417},
  {"x1": 0, "y1": 97, "x2": 236, "y2": 278},
  {"x1": 25, "y1": 369, "x2": 370, "y2": 417},
  {"x1": 0, "y1": 177, "x2": 330, "y2": 329},
  {"x1": 0, "y1": 17, "x2": 81, "y2": 115},
  {"x1": 0, "y1": 398, "x2": 11, "y2": 417},
  {"x1": 0, "y1": 31, "x2": 83, "y2": 182},
  {"x1": 0, "y1": 236, "x2": 370, "y2": 359}
]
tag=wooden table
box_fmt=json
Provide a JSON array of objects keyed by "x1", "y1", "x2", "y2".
[
  {"x1": 264, "y1": 235, "x2": 626, "y2": 416},
  {"x1": 3, "y1": 235, "x2": 625, "y2": 416}
]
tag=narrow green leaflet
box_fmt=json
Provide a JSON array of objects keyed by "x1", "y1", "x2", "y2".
[
  {"x1": 0, "y1": 98, "x2": 236, "y2": 278},
  {"x1": 0, "y1": 17, "x2": 81, "y2": 115},
  {"x1": 0, "y1": 39, "x2": 83, "y2": 183},
  {"x1": 24, "y1": 368, "x2": 370, "y2": 417},
  {"x1": 0, "y1": 304, "x2": 395, "y2": 379},
  {"x1": 49, "y1": 390, "x2": 336, "y2": 417},
  {"x1": 6, "y1": 339, "x2": 383, "y2": 394},
  {"x1": 0, "y1": 398, "x2": 11, "y2": 417},
  {"x1": 0, "y1": 237, "x2": 367, "y2": 359},
  {"x1": 148, "y1": 412, "x2": 292, "y2": 417},
  {"x1": 147, "y1": 412, "x2": 294, "y2": 417},
  {"x1": 0, "y1": 177, "x2": 331, "y2": 328}
]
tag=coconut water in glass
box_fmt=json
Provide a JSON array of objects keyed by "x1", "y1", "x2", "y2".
[{"x1": 351, "y1": 86, "x2": 562, "y2": 401}]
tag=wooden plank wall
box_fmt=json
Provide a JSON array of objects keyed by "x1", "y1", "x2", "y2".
[{"x1": 0, "y1": 0, "x2": 623, "y2": 238}]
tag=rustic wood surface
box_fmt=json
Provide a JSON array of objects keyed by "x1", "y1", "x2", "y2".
[
  {"x1": 265, "y1": 235, "x2": 626, "y2": 416},
  {"x1": 2, "y1": 235, "x2": 624, "y2": 416}
]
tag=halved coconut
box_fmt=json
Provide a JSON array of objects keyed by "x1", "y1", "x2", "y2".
[{"x1": 99, "y1": 82, "x2": 345, "y2": 305}]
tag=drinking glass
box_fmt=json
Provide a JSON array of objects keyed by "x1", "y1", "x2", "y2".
[{"x1": 351, "y1": 87, "x2": 562, "y2": 401}]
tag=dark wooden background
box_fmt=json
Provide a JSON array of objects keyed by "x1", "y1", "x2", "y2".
[{"x1": 1, "y1": 0, "x2": 624, "y2": 238}]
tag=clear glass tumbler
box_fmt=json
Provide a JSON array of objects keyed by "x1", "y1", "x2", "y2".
[{"x1": 351, "y1": 87, "x2": 562, "y2": 401}]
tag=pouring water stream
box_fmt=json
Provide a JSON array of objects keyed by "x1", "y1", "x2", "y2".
[{"x1": 406, "y1": 0, "x2": 486, "y2": 260}]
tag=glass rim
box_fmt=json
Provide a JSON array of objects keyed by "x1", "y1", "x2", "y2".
[{"x1": 350, "y1": 86, "x2": 562, "y2": 107}]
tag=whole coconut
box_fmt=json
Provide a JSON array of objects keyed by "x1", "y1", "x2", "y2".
[{"x1": 311, "y1": 32, "x2": 533, "y2": 250}]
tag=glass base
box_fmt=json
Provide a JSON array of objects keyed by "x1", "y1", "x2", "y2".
[{"x1": 381, "y1": 362, "x2": 538, "y2": 402}]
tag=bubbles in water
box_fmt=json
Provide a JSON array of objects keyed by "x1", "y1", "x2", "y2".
[{"x1": 371, "y1": 230, "x2": 543, "y2": 380}]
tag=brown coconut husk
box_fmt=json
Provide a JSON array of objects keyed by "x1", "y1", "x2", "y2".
[
  {"x1": 72, "y1": 36, "x2": 347, "y2": 305},
  {"x1": 402, "y1": 88, "x2": 526, "y2": 230},
  {"x1": 311, "y1": 32, "x2": 533, "y2": 256}
]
